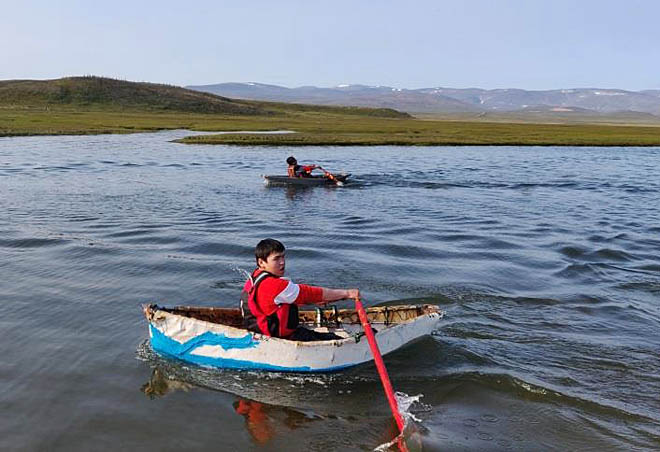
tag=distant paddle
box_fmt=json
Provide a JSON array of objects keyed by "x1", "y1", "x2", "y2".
[
  {"x1": 318, "y1": 166, "x2": 343, "y2": 186},
  {"x1": 354, "y1": 297, "x2": 408, "y2": 451}
]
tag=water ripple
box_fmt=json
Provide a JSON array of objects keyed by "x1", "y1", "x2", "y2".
[{"x1": 2, "y1": 134, "x2": 660, "y2": 450}]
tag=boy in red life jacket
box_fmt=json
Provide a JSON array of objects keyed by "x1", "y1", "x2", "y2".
[
  {"x1": 240, "y1": 238, "x2": 359, "y2": 341},
  {"x1": 286, "y1": 156, "x2": 318, "y2": 178}
]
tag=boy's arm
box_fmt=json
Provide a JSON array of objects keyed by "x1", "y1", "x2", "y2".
[
  {"x1": 272, "y1": 280, "x2": 359, "y2": 306},
  {"x1": 294, "y1": 284, "x2": 359, "y2": 306},
  {"x1": 320, "y1": 287, "x2": 359, "y2": 302}
]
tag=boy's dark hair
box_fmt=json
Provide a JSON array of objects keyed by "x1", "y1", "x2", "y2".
[{"x1": 255, "y1": 238, "x2": 285, "y2": 263}]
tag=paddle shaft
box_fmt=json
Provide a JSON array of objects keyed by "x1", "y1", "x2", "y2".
[
  {"x1": 354, "y1": 298, "x2": 407, "y2": 437},
  {"x1": 317, "y1": 166, "x2": 339, "y2": 183}
]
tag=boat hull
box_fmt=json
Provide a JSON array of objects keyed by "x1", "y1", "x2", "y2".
[
  {"x1": 144, "y1": 304, "x2": 442, "y2": 373},
  {"x1": 264, "y1": 174, "x2": 350, "y2": 186}
]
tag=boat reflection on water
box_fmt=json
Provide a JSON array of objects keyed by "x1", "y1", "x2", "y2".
[
  {"x1": 141, "y1": 367, "x2": 194, "y2": 399},
  {"x1": 136, "y1": 339, "x2": 428, "y2": 450},
  {"x1": 281, "y1": 184, "x2": 340, "y2": 202},
  {"x1": 266, "y1": 178, "x2": 354, "y2": 202},
  {"x1": 141, "y1": 367, "x2": 323, "y2": 446},
  {"x1": 285, "y1": 184, "x2": 313, "y2": 201}
]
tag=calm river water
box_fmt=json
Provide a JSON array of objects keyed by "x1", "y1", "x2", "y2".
[{"x1": 1, "y1": 131, "x2": 659, "y2": 451}]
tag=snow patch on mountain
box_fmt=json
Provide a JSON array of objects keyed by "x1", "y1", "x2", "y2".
[{"x1": 593, "y1": 91, "x2": 625, "y2": 96}]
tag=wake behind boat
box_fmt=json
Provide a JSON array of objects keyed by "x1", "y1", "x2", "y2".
[
  {"x1": 143, "y1": 303, "x2": 442, "y2": 372},
  {"x1": 263, "y1": 173, "x2": 350, "y2": 187}
]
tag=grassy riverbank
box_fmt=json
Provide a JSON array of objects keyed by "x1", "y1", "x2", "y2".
[
  {"x1": 5, "y1": 105, "x2": 660, "y2": 146},
  {"x1": 3, "y1": 76, "x2": 660, "y2": 146},
  {"x1": 178, "y1": 119, "x2": 660, "y2": 146},
  {"x1": 0, "y1": 108, "x2": 282, "y2": 136}
]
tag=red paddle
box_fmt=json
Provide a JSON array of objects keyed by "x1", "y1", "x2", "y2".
[
  {"x1": 354, "y1": 297, "x2": 408, "y2": 451},
  {"x1": 317, "y1": 166, "x2": 341, "y2": 185}
]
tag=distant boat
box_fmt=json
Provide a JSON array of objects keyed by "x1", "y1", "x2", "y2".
[
  {"x1": 143, "y1": 303, "x2": 442, "y2": 373},
  {"x1": 264, "y1": 174, "x2": 350, "y2": 187}
]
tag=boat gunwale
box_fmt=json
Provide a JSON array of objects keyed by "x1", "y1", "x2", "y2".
[{"x1": 143, "y1": 303, "x2": 443, "y2": 348}]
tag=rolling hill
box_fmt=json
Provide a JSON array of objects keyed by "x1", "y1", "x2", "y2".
[{"x1": 0, "y1": 76, "x2": 410, "y2": 118}]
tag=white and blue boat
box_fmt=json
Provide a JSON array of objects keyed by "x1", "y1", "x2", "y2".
[{"x1": 143, "y1": 303, "x2": 443, "y2": 373}]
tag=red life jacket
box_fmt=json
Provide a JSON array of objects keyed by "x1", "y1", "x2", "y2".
[
  {"x1": 240, "y1": 269, "x2": 299, "y2": 338},
  {"x1": 291, "y1": 164, "x2": 314, "y2": 177}
]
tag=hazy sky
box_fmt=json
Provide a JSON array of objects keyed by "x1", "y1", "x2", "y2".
[{"x1": 2, "y1": 0, "x2": 659, "y2": 90}]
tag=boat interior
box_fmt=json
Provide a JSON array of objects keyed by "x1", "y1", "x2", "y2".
[{"x1": 144, "y1": 304, "x2": 439, "y2": 334}]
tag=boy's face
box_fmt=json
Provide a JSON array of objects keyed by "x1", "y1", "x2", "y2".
[{"x1": 258, "y1": 251, "x2": 286, "y2": 277}]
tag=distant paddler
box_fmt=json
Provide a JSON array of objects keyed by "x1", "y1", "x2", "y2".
[
  {"x1": 286, "y1": 156, "x2": 319, "y2": 178},
  {"x1": 286, "y1": 156, "x2": 344, "y2": 185}
]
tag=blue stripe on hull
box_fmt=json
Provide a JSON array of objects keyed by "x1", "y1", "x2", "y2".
[{"x1": 149, "y1": 324, "x2": 355, "y2": 373}]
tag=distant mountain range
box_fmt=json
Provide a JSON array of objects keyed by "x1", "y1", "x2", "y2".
[{"x1": 187, "y1": 82, "x2": 660, "y2": 117}]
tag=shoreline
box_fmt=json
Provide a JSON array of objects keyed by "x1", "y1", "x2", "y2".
[
  {"x1": 4, "y1": 128, "x2": 660, "y2": 147},
  {"x1": 4, "y1": 109, "x2": 660, "y2": 146},
  {"x1": 174, "y1": 132, "x2": 660, "y2": 147}
]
